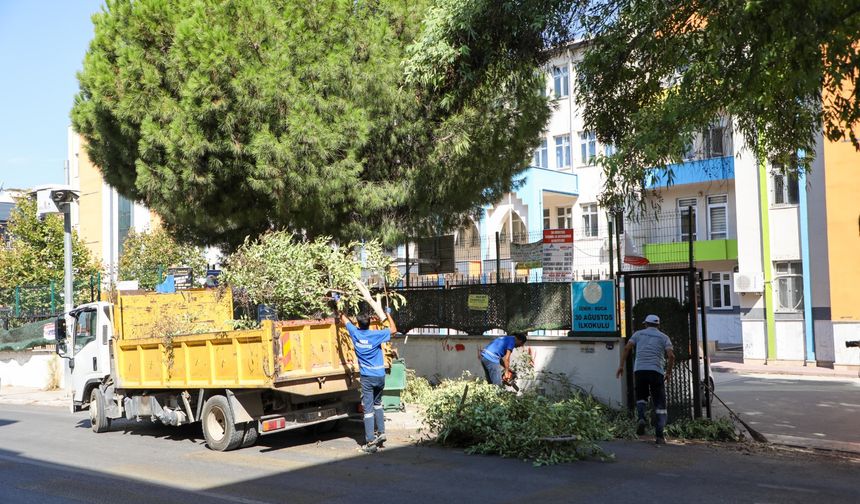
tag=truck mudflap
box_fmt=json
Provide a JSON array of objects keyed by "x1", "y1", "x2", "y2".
[{"x1": 257, "y1": 404, "x2": 349, "y2": 435}]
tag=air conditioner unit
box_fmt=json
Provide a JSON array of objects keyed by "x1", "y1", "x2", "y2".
[{"x1": 733, "y1": 272, "x2": 764, "y2": 293}]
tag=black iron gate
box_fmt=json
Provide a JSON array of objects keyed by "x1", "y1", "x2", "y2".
[{"x1": 620, "y1": 268, "x2": 710, "y2": 422}]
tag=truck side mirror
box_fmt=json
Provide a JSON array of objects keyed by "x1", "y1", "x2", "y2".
[
  {"x1": 55, "y1": 317, "x2": 67, "y2": 341},
  {"x1": 55, "y1": 318, "x2": 68, "y2": 357}
]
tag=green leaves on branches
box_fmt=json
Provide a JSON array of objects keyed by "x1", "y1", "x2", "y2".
[
  {"x1": 0, "y1": 198, "x2": 100, "y2": 289},
  {"x1": 576, "y1": 0, "x2": 860, "y2": 207},
  {"x1": 72, "y1": 0, "x2": 554, "y2": 249},
  {"x1": 221, "y1": 231, "x2": 403, "y2": 320},
  {"x1": 118, "y1": 228, "x2": 208, "y2": 289}
]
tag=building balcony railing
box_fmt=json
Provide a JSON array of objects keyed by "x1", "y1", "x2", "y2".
[
  {"x1": 642, "y1": 239, "x2": 738, "y2": 265},
  {"x1": 646, "y1": 156, "x2": 735, "y2": 189}
]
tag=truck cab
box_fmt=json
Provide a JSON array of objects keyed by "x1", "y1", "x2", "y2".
[{"x1": 55, "y1": 301, "x2": 114, "y2": 411}]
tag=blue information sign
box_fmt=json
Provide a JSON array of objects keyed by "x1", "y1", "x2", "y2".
[{"x1": 572, "y1": 280, "x2": 617, "y2": 333}]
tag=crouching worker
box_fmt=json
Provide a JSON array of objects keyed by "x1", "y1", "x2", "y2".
[
  {"x1": 339, "y1": 309, "x2": 398, "y2": 454},
  {"x1": 616, "y1": 314, "x2": 675, "y2": 445},
  {"x1": 480, "y1": 333, "x2": 527, "y2": 386}
]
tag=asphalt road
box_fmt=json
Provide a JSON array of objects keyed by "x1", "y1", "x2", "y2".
[
  {"x1": 711, "y1": 372, "x2": 860, "y2": 444},
  {"x1": 0, "y1": 403, "x2": 858, "y2": 503}
]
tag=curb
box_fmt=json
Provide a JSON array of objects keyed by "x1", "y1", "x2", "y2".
[
  {"x1": 710, "y1": 364, "x2": 859, "y2": 380},
  {"x1": 764, "y1": 434, "x2": 860, "y2": 456}
]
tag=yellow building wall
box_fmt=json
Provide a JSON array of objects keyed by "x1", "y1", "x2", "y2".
[
  {"x1": 824, "y1": 132, "x2": 860, "y2": 321},
  {"x1": 76, "y1": 140, "x2": 105, "y2": 264}
]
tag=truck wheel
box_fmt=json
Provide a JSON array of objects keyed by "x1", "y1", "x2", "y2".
[
  {"x1": 201, "y1": 395, "x2": 243, "y2": 451},
  {"x1": 241, "y1": 422, "x2": 259, "y2": 448},
  {"x1": 90, "y1": 388, "x2": 111, "y2": 433}
]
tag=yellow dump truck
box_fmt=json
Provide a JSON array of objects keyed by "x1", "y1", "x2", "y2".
[{"x1": 54, "y1": 289, "x2": 362, "y2": 451}]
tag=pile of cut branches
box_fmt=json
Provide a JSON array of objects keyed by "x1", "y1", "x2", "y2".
[
  {"x1": 416, "y1": 375, "x2": 621, "y2": 465},
  {"x1": 221, "y1": 232, "x2": 403, "y2": 320}
]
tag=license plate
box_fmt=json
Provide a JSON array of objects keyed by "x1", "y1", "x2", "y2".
[{"x1": 303, "y1": 408, "x2": 337, "y2": 422}]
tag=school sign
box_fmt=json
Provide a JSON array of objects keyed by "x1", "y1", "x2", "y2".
[{"x1": 571, "y1": 280, "x2": 617, "y2": 334}]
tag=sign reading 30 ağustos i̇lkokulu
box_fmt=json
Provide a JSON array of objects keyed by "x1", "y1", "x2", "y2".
[{"x1": 572, "y1": 280, "x2": 616, "y2": 333}]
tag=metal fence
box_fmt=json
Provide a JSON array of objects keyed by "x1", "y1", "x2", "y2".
[
  {"x1": 400, "y1": 226, "x2": 615, "y2": 287},
  {"x1": 395, "y1": 205, "x2": 708, "y2": 287},
  {"x1": 0, "y1": 274, "x2": 102, "y2": 329}
]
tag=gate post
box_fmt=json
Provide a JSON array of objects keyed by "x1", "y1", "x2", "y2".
[
  {"x1": 687, "y1": 206, "x2": 703, "y2": 418},
  {"x1": 495, "y1": 232, "x2": 501, "y2": 284},
  {"x1": 623, "y1": 274, "x2": 635, "y2": 410},
  {"x1": 698, "y1": 269, "x2": 712, "y2": 419}
]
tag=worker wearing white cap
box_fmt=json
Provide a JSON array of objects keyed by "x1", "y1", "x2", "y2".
[{"x1": 616, "y1": 314, "x2": 675, "y2": 444}]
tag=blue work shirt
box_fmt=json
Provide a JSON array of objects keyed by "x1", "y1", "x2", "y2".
[
  {"x1": 630, "y1": 327, "x2": 673, "y2": 374},
  {"x1": 345, "y1": 322, "x2": 391, "y2": 377},
  {"x1": 481, "y1": 336, "x2": 516, "y2": 362}
]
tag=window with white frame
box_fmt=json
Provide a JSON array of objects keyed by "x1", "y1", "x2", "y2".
[
  {"x1": 543, "y1": 208, "x2": 551, "y2": 230},
  {"x1": 684, "y1": 125, "x2": 726, "y2": 160},
  {"x1": 581, "y1": 272, "x2": 601, "y2": 281},
  {"x1": 533, "y1": 138, "x2": 548, "y2": 168},
  {"x1": 772, "y1": 170, "x2": 799, "y2": 205},
  {"x1": 774, "y1": 261, "x2": 803, "y2": 311},
  {"x1": 677, "y1": 198, "x2": 697, "y2": 241},
  {"x1": 555, "y1": 135, "x2": 571, "y2": 169},
  {"x1": 581, "y1": 204, "x2": 599, "y2": 237},
  {"x1": 552, "y1": 65, "x2": 569, "y2": 98},
  {"x1": 557, "y1": 207, "x2": 572, "y2": 229},
  {"x1": 707, "y1": 194, "x2": 728, "y2": 239},
  {"x1": 703, "y1": 125, "x2": 725, "y2": 158},
  {"x1": 604, "y1": 143, "x2": 616, "y2": 157},
  {"x1": 579, "y1": 131, "x2": 597, "y2": 165},
  {"x1": 710, "y1": 272, "x2": 733, "y2": 309}
]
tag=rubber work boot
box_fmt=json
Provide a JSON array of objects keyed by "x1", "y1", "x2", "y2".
[
  {"x1": 360, "y1": 444, "x2": 378, "y2": 454},
  {"x1": 636, "y1": 420, "x2": 646, "y2": 436}
]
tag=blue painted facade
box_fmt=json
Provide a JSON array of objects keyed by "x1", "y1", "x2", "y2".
[
  {"x1": 797, "y1": 154, "x2": 815, "y2": 362},
  {"x1": 646, "y1": 156, "x2": 735, "y2": 189},
  {"x1": 478, "y1": 167, "x2": 579, "y2": 263}
]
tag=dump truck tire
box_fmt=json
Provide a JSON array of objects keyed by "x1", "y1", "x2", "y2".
[
  {"x1": 241, "y1": 422, "x2": 259, "y2": 448},
  {"x1": 90, "y1": 388, "x2": 111, "y2": 433},
  {"x1": 202, "y1": 395, "x2": 243, "y2": 451}
]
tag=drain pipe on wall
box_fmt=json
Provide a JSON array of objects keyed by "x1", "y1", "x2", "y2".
[
  {"x1": 757, "y1": 144, "x2": 777, "y2": 361},
  {"x1": 797, "y1": 154, "x2": 816, "y2": 364}
]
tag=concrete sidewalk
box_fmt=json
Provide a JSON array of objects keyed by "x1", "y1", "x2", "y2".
[
  {"x1": 0, "y1": 385, "x2": 69, "y2": 408},
  {"x1": 710, "y1": 351, "x2": 860, "y2": 379}
]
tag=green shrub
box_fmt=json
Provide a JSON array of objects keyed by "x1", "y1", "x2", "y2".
[
  {"x1": 401, "y1": 369, "x2": 433, "y2": 405},
  {"x1": 418, "y1": 377, "x2": 618, "y2": 465},
  {"x1": 664, "y1": 417, "x2": 740, "y2": 442}
]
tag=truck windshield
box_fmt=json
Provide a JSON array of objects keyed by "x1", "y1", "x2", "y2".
[{"x1": 74, "y1": 310, "x2": 98, "y2": 353}]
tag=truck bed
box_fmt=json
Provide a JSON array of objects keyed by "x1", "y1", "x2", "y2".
[{"x1": 112, "y1": 290, "x2": 359, "y2": 396}]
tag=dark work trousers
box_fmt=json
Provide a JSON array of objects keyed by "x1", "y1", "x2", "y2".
[
  {"x1": 634, "y1": 370, "x2": 668, "y2": 437},
  {"x1": 360, "y1": 374, "x2": 386, "y2": 443}
]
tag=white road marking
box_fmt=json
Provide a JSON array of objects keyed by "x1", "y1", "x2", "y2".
[{"x1": 757, "y1": 483, "x2": 816, "y2": 494}]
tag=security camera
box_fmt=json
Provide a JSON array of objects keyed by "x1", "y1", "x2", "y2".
[
  {"x1": 51, "y1": 190, "x2": 69, "y2": 203},
  {"x1": 30, "y1": 184, "x2": 79, "y2": 218}
]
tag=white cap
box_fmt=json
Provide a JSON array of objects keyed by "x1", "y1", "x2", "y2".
[{"x1": 645, "y1": 314, "x2": 660, "y2": 324}]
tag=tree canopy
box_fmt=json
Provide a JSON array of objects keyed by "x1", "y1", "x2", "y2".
[
  {"x1": 577, "y1": 0, "x2": 860, "y2": 205},
  {"x1": 0, "y1": 198, "x2": 101, "y2": 314},
  {"x1": 73, "y1": 0, "x2": 860, "y2": 226},
  {"x1": 405, "y1": 0, "x2": 860, "y2": 206},
  {"x1": 72, "y1": 0, "x2": 564, "y2": 249},
  {"x1": 118, "y1": 228, "x2": 207, "y2": 289}
]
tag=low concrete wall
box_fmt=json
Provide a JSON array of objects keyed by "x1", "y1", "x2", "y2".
[
  {"x1": 0, "y1": 350, "x2": 65, "y2": 390},
  {"x1": 392, "y1": 334, "x2": 625, "y2": 408}
]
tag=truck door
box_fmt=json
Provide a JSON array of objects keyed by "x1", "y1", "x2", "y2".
[{"x1": 70, "y1": 306, "x2": 111, "y2": 405}]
